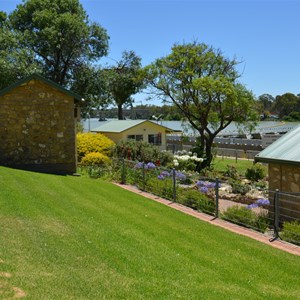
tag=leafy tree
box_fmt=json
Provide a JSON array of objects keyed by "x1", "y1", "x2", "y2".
[
  {"x1": 7, "y1": 0, "x2": 109, "y2": 86},
  {"x1": 283, "y1": 112, "x2": 300, "y2": 122},
  {"x1": 273, "y1": 93, "x2": 300, "y2": 118},
  {"x1": 0, "y1": 10, "x2": 40, "y2": 89},
  {"x1": 144, "y1": 41, "x2": 257, "y2": 168},
  {"x1": 104, "y1": 50, "x2": 144, "y2": 120},
  {"x1": 71, "y1": 63, "x2": 111, "y2": 117},
  {"x1": 257, "y1": 94, "x2": 274, "y2": 118}
]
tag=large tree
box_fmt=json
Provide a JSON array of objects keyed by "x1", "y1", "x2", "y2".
[
  {"x1": 104, "y1": 50, "x2": 144, "y2": 120},
  {"x1": 257, "y1": 93, "x2": 274, "y2": 118},
  {"x1": 7, "y1": 0, "x2": 109, "y2": 86},
  {"x1": 145, "y1": 42, "x2": 257, "y2": 168},
  {"x1": 0, "y1": 11, "x2": 40, "y2": 89},
  {"x1": 273, "y1": 93, "x2": 300, "y2": 118},
  {"x1": 71, "y1": 63, "x2": 111, "y2": 118}
]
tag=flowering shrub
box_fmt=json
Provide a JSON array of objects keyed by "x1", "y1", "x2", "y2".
[
  {"x1": 157, "y1": 170, "x2": 171, "y2": 180},
  {"x1": 134, "y1": 162, "x2": 144, "y2": 169},
  {"x1": 247, "y1": 198, "x2": 270, "y2": 209},
  {"x1": 77, "y1": 132, "x2": 115, "y2": 162},
  {"x1": 134, "y1": 161, "x2": 157, "y2": 169},
  {"x1": 81, "y1": 152, "x2": 110, "y2": 166},
  {"x1": 196, "y1": 180, "x2": 221, "y2": 194},
  {"x1": 173, "y1": 150, "x2": 203, "y2": 171},
  {"x1": 156, "y1": 170, "x2": 187, "y2": 181},
  {"x1": 175, "y1": 171, "x2": 186, "y2": 181}
]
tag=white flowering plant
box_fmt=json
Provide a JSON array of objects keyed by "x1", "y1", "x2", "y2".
[{"x1": 173, "y1": 150, "x2": 204, "y2": 172}]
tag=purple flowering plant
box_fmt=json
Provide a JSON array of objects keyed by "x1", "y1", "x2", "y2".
[
  {"x1": 146, "y1": 162, "x2": 156, "y2": 169},
  {"x1": 157, "y1": 170, "x2": 172, "y2": 180},
  {"x1": 197, "y1": 180, "x2": 221, "y2": 194},
  {"x1": 157, "y1": 175, "x2": 165, "y2": 180},
  {"x1": 134, "y1": 162, "x2": 144, "y2": 169},
  {"x1": 175, "y1": 171, "x2": 186, "y2": 180},
  {"x1": 200, "y1": 186, "x2": 209, "y2": 194},
  {"x1": 256, "y1": 198, "x2": 270, "y2": 206},
  {"x1": 247, "y1": 198, "x2": 270, "y2": 209}
]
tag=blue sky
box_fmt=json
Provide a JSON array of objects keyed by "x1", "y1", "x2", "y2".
[{"x1": 1, "y1": 0, "x2": 300, "y2": 105}]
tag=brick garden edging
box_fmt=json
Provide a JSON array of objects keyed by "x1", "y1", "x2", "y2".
[{"x1": 113, "y1": 182, "x2": 300, "y2": 257}]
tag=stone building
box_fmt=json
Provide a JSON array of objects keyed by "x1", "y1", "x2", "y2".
[
  {"x1": 255, "y1": 125, "x2": 300, "y2": 222},
  {"x1": 0, "y1": 74, "x2": 81, "y2": 174}
]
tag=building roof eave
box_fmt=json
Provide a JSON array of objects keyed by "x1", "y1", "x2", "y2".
[
  {"x1": 0, "y1": 73, "x2": 83, "y2": 102},
  {"x1": 254, "y1": 156, "x2": 300, "y2": 167}
]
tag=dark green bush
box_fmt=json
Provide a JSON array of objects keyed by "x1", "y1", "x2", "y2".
[
  {"x1": 245, "y1": 164, "x2": 266, "y2": 181},
  {"x1": 177, "y1": 188, "x2": 215, "y2": 215},
  {"x1": 223, "y1": 165, "x2": 239, "y2": 180},
  {"x1": 281, "y1": 221, "x2": 300, "y2": 246},
  {"x1": 230, "y1": 180, "x2": 251, "y2": 195},
  {"x1": 221, "y1": 205, "x2": 269, "y2": 233}
]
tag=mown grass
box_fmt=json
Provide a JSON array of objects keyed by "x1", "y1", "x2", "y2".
[
  {"x1": 212, "y1": 156, "x2": 267, "y2": 176},
  {"x1": 0, "y1": 166, "x2": 299, "y2": 299}
]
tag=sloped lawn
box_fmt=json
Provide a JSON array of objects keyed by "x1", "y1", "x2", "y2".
[{"x1": 0, "y1": 166, "x2": 299, "y2": 299}]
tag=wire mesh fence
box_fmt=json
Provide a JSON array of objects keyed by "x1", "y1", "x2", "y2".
[{"x1": 77, "y1": 158, "x2": 300, "y2": 246}]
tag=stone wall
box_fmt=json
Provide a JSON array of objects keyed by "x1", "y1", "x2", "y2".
[
  {"x1": 269, "y1": 163, "x2": 300, "y2": 222},
  {"x1": 0, "y1": 79, "x2": 77, "y2": 174}
]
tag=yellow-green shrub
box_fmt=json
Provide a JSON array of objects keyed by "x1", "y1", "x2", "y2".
[
  {"x1": 81, "y1": 152, "x2": 110, "y2": 166},
  {"x1": 77, "y1": 132, "x2": 115, "y2": 161}
]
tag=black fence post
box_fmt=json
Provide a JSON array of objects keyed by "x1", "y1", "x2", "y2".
[
  {"x1": 215, "y1": 177, "x2": 219, "y2": 218},
  {"x1": 121, "y1": 158, "x2": 126, "y2": 184},
  {"x1": 172, "y1": 168, "x2": 176, "y2": 202},
  {"x1": 274, "y1": 189, "x2": 280, "y2": 239}
]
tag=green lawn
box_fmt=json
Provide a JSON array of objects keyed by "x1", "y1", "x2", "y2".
[
  {"x1": 0, "y1": 166, "x2": 299, "y2": 299},
  {"x1": 213, "y1": 156, "x2": 267, "y2": 175}
]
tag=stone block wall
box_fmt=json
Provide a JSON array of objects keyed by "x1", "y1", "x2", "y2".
[
  {"x1": 0, "y1": 79, "x2": 77, "y2": 174},
  {"x1": 269, "y1": 163, "x2": 300, "y2": 222}
]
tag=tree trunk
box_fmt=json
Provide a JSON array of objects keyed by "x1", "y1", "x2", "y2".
[
  {"x1": 196, "y1": 135, "x2": 214, "y2": 170},
  {"x1": 204, "y1": 137, "x2": 214, "y2": 168},
  {"x1": 117, "y1": 104, "x2": 123, "y2": 120}
]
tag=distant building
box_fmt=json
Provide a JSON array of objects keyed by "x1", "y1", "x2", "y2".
[
  {"x1": 0, "y1": 74, "x2": 81, "y2": 174},
  {"x1": 91, "y1": 120, "x2": 178, "y2": 150},
  {"x1": 261, "y1": 133, "x2": 284, "y2": 149}
]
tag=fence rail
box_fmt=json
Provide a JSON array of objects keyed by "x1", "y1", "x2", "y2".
[{"x1": 78, "y1": 158, "x2": 300, "y2": 247}]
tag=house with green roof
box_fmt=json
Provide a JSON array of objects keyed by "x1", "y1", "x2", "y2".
[
  {"x1": 255, "y1": 125, "x2": 300, "y2": 221},
  {"x1": 0, "y1": 74, "x2": 81, "y2": 174},
  {"x1": 91, "y1": 120, "x2": 178, "y2": 150}
]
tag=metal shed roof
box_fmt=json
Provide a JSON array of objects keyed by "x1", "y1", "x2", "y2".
[
  {"x1": 91, "y1": 120, "x2": 176, "y2": 133},
  {"x1": 255, "y1": 124, "x2": 300, "y2": 166}
]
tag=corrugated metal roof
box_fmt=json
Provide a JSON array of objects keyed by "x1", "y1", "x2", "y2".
[
  {"x1": 255, "y1": 124, "x2": 300, "y2": 165},
  {"x1": 91, "y1": 120, "x2": 176, "y2": 133}
]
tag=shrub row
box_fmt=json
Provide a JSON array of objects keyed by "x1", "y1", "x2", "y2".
[{"x1": 221, "y1": 205, "x2": 269, "y2": 233}]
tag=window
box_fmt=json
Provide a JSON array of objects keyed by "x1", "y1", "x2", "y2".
[
  {"x1": 148, "y1": 133, "x2": 162, "y2": 145},
  {"x1": 127, "y1": 135, "x2": 143, "y2": 141}
]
